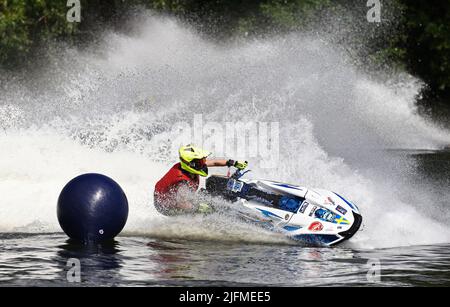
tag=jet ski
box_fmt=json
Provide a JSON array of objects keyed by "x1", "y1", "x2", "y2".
[{"x1": 205, "y1": 169, "x2": 362, "y2": 246}]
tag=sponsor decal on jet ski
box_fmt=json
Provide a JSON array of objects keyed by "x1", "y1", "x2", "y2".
[
  {"x1": 309, "y1": 205, "x2": 318, "y2": 217},
  {"x1": 315, "y1": 208, "x2": 350, "y2": 224},
  {"x1": 336, "y1": 205, "x2": 347, "y2": 215},
  {"x1": 299, "y1": 201, "x2": 309, "y2": 213},
  {"x1": 308, "y1": 221, "x2": 323, "y2": 231}
]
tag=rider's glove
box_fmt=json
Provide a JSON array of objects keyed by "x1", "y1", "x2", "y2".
[
  {"x1": 226, "y1": 159, "x2": 248, "y2": 170},
  {"x1": 234, "y1": 160, "x2": 248, "y2": 170}
]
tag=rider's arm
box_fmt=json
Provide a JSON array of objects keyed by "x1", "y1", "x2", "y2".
[
  {"x1": 205, "y1": 159, "x2": 229, "y2": 167},
  {"x1": 206, "y1": 159, "x2": 248, "y2": 170}
]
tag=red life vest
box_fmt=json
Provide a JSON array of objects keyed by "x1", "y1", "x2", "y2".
[{"x1": 154, "y1": 163, "x2": 199, "y2": 211}]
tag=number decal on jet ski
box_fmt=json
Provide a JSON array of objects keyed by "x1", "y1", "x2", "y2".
[{"x1": 227, "y1": 179, "x2": 244, "y2": 193}]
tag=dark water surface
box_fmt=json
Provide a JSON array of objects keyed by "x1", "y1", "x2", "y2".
[{"x1": 0, "y1": 233, "x2": 449, "y2": 287}]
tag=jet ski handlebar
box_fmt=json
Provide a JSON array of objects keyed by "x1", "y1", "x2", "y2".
[{"x1": 230, "y1": 169, "x2": 251, "y2": 179}]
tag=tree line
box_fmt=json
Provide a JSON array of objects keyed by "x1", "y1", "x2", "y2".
[{"x1": 1, "y1": 0, "x2": 449, "y2": 105}]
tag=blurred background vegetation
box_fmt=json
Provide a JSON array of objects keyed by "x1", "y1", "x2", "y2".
[{"x1": 0, "y1": 0, "x2": 449, "y2": 109}]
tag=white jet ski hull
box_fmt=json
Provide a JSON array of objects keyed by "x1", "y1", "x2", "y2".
[{"x1": 206, "y1": 173, "x2": 362, "y2": 246}]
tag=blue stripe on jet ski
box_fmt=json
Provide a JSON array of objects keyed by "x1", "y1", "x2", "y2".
[
  {"x1": 256, "y1": 208, "x2": 283, "y2": 219},
  {"x1": 333, "y1": 192, "x2": 356, "y2": 210},
  {"x1": 273, "y1": 183, "x2": 303, "y2": 190},
  {"x1": 283, "y1": 225, "x2": 302, "y2": 231}
]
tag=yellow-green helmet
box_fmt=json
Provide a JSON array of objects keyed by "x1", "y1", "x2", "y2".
[{"x1": 179, "y1": 144, "x2": 211, "y2": 177}]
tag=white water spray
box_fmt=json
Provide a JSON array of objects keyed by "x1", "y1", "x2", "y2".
[{"x1": 1, "y1": 15, "x2": 449, "y2": 248}]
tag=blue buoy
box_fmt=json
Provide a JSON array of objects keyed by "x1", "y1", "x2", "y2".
[{"x1": 57, "y1": 173, "x2": 129, "y2": 242}]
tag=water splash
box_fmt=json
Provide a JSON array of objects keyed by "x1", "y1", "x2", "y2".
[{"x1": 1, "y1": 15, "x2": 449, "y2": 248}]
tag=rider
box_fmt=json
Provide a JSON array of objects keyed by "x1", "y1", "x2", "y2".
[{"x1": 154, "y1": 144, "x2": 248, "y2": 216}]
